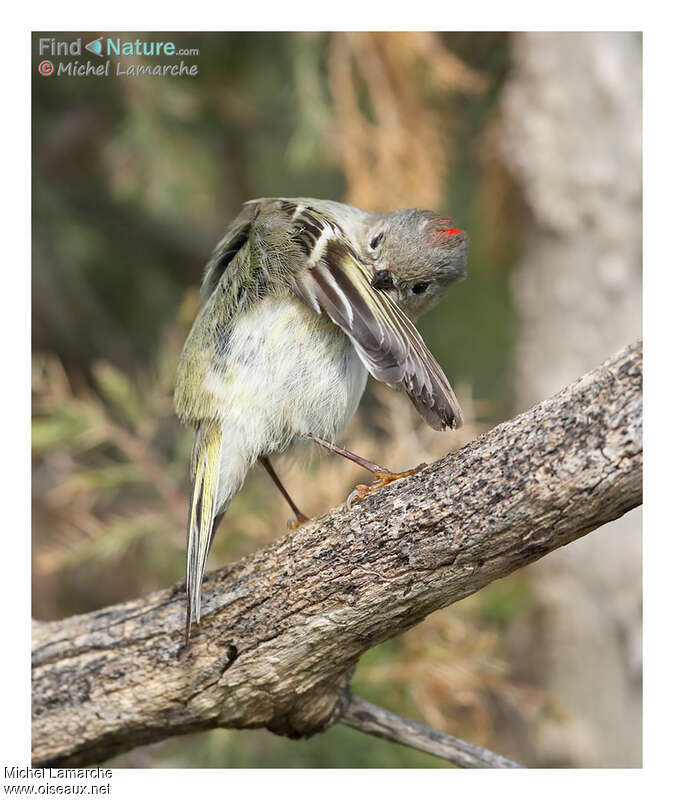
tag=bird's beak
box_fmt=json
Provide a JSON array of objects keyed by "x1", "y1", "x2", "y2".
[{"x1": 371, "y1": 270, "x2": 395, "y2": 290}]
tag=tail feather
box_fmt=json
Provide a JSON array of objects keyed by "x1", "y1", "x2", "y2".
[{"x1": 185, "y1": 424, "x2": 223, "y2": 640}]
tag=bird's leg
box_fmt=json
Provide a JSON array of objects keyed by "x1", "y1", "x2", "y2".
[
  {"x1": 303, "y1": 433, "x2": 426, "y2": 509},
  {"x1": 260, "y1": 456, "x2": 310, "y2": 530}
]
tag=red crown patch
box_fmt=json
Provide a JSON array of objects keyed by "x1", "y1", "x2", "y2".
[{"x1": 432, "y1": 227, "x2": 462, "y2": 242}]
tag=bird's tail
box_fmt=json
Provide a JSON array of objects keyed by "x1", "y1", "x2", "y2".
[{"x1": 185, "y1": 422, "x2": 223, "y2": 641}]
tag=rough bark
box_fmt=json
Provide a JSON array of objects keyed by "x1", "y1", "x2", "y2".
[{"x1": 32, "y1": 341, "x2": 642, "y2": 767}]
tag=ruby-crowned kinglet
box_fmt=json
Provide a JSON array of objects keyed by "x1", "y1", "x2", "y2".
[{"x1": 175, "y1": 198, "x2": 468, "y2": 637}]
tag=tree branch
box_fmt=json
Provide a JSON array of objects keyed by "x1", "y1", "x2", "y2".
[
  {"x1": 31, "y1": 340, "x2": 642, "y2": 767},
  {"x1": 341, "y1": 695, "x2": 523, "y2": 768}
]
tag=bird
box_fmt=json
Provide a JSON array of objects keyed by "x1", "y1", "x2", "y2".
[{"x1": 175, "y1": 197, "x2": 468, "y2": 639}]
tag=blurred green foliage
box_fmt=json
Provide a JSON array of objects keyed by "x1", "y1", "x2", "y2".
[{"x1": 478, "y1": 577, "x2": 534, "y2": 629}]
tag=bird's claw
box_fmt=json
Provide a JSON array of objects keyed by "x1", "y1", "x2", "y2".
[
  {"x1": 346, "y1": 484, "x2": 371, "y2": 510},
  {"x1": 345, "y1": 463, "x2": 428, "y2": 510},
  {"x1": 287, "y1": 513, "x2": 310, "y2": 530}
]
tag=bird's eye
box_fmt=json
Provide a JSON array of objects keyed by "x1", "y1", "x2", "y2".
[
  {"x1": 370, "y1": 233, "x2": 384, "y2": 249},
  {"x1": 412, "y1": 282, "x2": 430, "y2": 295}
]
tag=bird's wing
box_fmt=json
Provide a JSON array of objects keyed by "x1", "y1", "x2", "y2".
[
  {"x1": 200, "y1": 201, "x2": 261, "y2": 303},
  {"x1": 284, "y1": 203, "x2": 463, "y2": 431}
]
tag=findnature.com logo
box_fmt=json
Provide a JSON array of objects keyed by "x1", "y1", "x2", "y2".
[{"x1": 37, "y1": 35, "x2": 200, "y2": 77}]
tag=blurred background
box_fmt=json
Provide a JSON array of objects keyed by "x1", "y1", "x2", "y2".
[{"x1": 31, "y1": 31, "x2": 642, "y2": 768}]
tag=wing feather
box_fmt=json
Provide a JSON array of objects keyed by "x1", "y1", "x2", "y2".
[{"x1": 287, "y1": 206, "x2": 463, "y2": 431}]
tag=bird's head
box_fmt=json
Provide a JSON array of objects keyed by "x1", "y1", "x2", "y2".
[{"x1": 364, "y1": 209, "x2": 468, "y2": 319}]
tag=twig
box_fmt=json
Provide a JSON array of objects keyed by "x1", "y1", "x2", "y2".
[{"x1": 341, "y1": 695, "x2": 523, "y2": 768}]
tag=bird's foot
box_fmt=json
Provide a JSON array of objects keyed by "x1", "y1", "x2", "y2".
[
  {"x1": 346, "y1": 463, "x2": 427, "y2": 510},
  {"x1": 287, "y1": 513, "x2": 311, "y2": 530}
]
